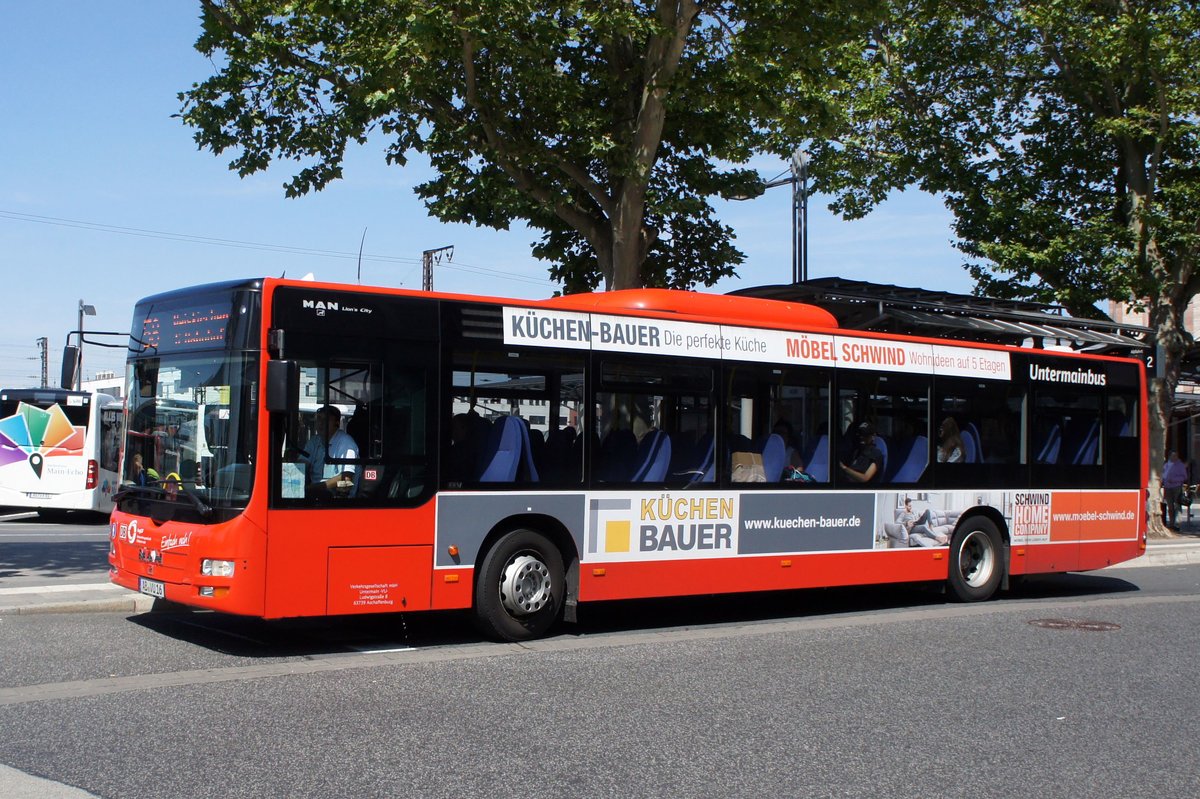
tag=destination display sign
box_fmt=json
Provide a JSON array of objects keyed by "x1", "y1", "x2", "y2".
[{"x1": 134, "y1": 297, "x2": 234, "y2": 355}]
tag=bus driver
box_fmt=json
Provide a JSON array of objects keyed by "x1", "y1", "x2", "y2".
[{"x1": 298, "y1": 405, "x2": 360, "y2": 498}]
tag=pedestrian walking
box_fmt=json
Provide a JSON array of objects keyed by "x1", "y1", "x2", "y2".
[{"x1": 1162, "y1": 450, "x2": 1188, "y2": 530}]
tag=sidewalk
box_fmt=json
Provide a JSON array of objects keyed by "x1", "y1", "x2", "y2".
[
  {"x1": 0, "y1": 581, "x2": 156, "y2": 615},
  {"x1": 2, "y1": 536, "x2": 1198, "y2": 616}
]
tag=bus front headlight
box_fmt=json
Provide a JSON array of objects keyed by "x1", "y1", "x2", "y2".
[{"x1": 201, "y1": 559, "x2": 235, "y2": 577}]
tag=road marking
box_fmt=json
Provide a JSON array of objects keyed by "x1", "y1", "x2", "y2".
[
  {"x1": 0, "y1": 592, "x2": 1195, "y2": 708},
  {"x1": 0, "y1": 763, "x2": 100, "y2": 798},
  {"x1": 0, "y1": 530, "x2": 108, "y2": 535},
  {"x1": 348, "y1": 644, "x2": 417, "y2": 654}
]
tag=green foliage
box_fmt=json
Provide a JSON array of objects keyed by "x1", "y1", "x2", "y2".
[
  {"x1": 804, "y1": 0, "x2": 1200, "y2": 323},
  {"x1": 802, "y1": 0, "x2": 1200, "y2": 528},
  {"x1": 182, "y1": 0, "x2": 878, "y2": 290}
]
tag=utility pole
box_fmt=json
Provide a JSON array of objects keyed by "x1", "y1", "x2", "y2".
[
  {"x1": 422, "y1": 245, "x2": 454, "y2": 291},
  {"x1": 36, "y1": 337, "x2": 48, "y2": 388}
]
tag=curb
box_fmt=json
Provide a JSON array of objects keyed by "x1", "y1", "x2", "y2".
[
  {"x1": 1106, "y1": 542, "x2": 1200, "y2": 569},
  {"x1": 0, "y1": 585, "x2": 156, "y2": 616},
  {"x1": 0, "y1": 595, "x2": 158, "y2": 615}
]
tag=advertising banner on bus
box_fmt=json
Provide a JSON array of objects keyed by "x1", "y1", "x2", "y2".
[
  {"x1": 435, "y1": 488, "x2": 1141, "y2": 567},
  {"x1": 502, "y1": 307, "x2": 1012, "y2": 381}
]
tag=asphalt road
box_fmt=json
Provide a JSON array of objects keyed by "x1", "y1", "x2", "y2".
[
  {"x1": 1, "y1": 563, "x2": 1198, "y2": 798},
  {"x1": 0, "y1": 513, "x2": 109, "y2": 591}
]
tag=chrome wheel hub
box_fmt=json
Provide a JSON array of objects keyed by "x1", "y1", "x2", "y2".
[
  {"x1": 499, "y1": 554, "x2": 552, "y2": 616},
  {"x1": 959, "y1": 530, "x2": 995, "y2": 588}
]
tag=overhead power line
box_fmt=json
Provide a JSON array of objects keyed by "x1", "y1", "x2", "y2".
[{"x1": 0, "y1": 210, "x2": 556, "y2": 288}]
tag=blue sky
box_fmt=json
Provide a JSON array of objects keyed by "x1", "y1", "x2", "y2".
[{"x1": 0, "y1": 3, "x2": 968, "y2": 387}]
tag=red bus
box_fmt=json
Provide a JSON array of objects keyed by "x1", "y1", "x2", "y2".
[{"x1": 109, "y1": 278, "x2": 1147, "y2": 640}]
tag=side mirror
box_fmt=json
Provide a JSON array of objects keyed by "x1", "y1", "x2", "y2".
[
  {"x1": 266, "y1": 360, "x2": 299, "y2": 413},
  {"x1": 61, "y1": 345, "x2": 79, "y2": 389}
]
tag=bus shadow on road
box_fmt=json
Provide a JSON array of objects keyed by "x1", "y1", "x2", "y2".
[
  {"x1": 127, "y1": 571, "x2": 1139, "y2": 657},
  {"x1": 0, "y1": 541, "x2": 111, "y2": 580},
  {"x1": 129, "y1": 607, "x2": 483, "y2": 658},
  {"x1": 571, "y1": 572, "x2": 1139, "y2": 636}
]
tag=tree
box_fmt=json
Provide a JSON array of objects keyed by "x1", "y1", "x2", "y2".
[
  {"x1": 182, "y1": 0, "x2": 876, "y2": 291},
  {"x1": 803, "y1": 0, "x2": 1200, "y2": 534}
]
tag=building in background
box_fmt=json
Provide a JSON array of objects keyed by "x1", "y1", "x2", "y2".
[{"x1": 82, "y1": 370, "x2": 122, "y2": 400}]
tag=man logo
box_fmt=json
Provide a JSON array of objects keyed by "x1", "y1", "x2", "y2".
[{"x1": 302, "y1": 299, "x2": 340, "y2": 312}]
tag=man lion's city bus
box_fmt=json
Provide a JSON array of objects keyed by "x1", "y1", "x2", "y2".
[
  {"x1": 108, "y1": 278, "x2": 1147, "y2": 640},
  {"x1": 0, "y1": 388, "x2": 122, "y2": 519}
]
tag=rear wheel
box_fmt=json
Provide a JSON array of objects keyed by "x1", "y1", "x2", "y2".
[
  {"x1": 474, "y1": 528, "x2": 565, "y2": 642},
  {"x1": 947, "y1": 517, "x2": 1003, "y2": 602}
]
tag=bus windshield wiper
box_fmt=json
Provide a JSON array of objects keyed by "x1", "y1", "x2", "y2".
[
  {"x1": 175, "y1": 485, "x2": 213, "y2": 518},
  {"x1": 113, "y1": 482, "x2": 212, "y2": 518},
  {"x1": 112, "y1": 484, "x2": 158, "y2": 504}
]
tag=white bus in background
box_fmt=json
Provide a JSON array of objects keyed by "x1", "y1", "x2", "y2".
[{"x1": 0, "y1": 388, "x2": 122, "y2": 519}]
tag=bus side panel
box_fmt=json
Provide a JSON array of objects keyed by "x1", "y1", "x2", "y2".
[
  {"x1": 327, "y1": 545, "x2": 432, "y2": 614},
  {"x1": 1019, "y1": 490, "x2": 1142, "y2": 574},
  {"x1": 577, "y1": 549, "x2": 951, "y2": 603},
  {"x1": 263, "y1": 504, "x2": 439, "y2": 618}
]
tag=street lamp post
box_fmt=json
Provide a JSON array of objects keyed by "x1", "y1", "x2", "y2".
[
  {"x1": 791, "y1": 149, "x2": 809, "y2": 285},
  {"x1": 76, "y1": 299, "x2": 96, "y2": 390},
  {"x1": 760, "y1": 148, "x2": 809, "y2": 284},
  {"x1": 742, "y1": 147, "x2": 810, "y2": 285}
]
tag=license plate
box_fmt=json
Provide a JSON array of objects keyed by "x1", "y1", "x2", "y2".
[{"x1": 138, "y1": 577, "x2": 165, "y2": 599}]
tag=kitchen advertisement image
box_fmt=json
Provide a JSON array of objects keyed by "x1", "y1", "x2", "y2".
[{"x1": 583, "y1": 488, "x2": 1140, "y2": 562}]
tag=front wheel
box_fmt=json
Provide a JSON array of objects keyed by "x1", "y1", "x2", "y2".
[
  {"x1": 947, "y1": 517, "x2": 1004, "y2": 602},
  {"x1": 474, "y1": 529, "x2": 565, "y2": 642}
]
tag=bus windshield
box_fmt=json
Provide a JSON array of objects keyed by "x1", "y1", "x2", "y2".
[{"x1": 120, "y1": 352, "x2": 258, "y2": 521}]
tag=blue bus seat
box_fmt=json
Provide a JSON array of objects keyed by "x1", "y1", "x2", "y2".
[
  {"x1": 804, "y1": 435, "x2": 829, "y2": 483},
  {"x1": 964, "y1": 422, "x2": 982, "y2": 463},
  {"x1": 961, "y1": 425, "x2": 978, "y2": 463},
  {"x1": 1036, "y1": 424, "x2": 1062, "y2": 464},
  {"x1": 632, "y1": 430, "x2": 672, "y2": 482},
  {"x1": 1069, "y1": 419, "x2": 1100, "y2": 465},
  {"x1": 890, "y1": 436, "x2": 928, "y2": 483},
  {"x1": 759, "y1": 433, "x2": 787, "y2": 482},
  {"x1": 598, "y1": 428, "x2": 638, "y2": 482},
  {"x1": 515, "y1": 420, "x2": 540, "y2": 482},
  {"x1": 477, "y1": 416, "x2": 524, "y2": 482}
]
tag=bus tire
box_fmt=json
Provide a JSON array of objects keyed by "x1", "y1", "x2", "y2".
[
  {"x1": 947, "y1": 516, "x2": 1003, "y2": 602},
  {"x1": 474, "y1": 528, "x2": 565, "y2": 642}
]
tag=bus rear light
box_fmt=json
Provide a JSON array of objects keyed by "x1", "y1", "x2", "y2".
[
  {"x1": 85, "y1": 459, "x2": 98, "y2": 490},
  {"x1": 201, "y1": 559, "x2": 236, "y2": 577}
]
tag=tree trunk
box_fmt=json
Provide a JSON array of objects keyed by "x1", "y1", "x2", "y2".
[
  {"x1": 1146, "y1": 375, "x2": 1174, "y2": 539},
  {"x1": 1147, "y1": 292, "x2": 1187, "y2": 540}
]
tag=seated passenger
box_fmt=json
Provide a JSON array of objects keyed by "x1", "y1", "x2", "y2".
[
  {"x1": 839, "y1": 422, "x2": 883, "y2": 483},
  {"x1": 937, "y1": 417, "x2": 965, "y2": 463}
]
